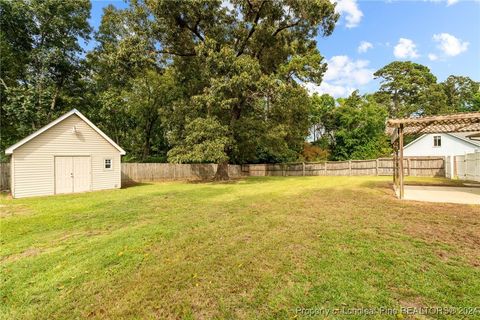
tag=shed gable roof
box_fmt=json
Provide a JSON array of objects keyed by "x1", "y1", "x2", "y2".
[{"x1": 5, "y1": 109, "x2": 126, "y2": 155}]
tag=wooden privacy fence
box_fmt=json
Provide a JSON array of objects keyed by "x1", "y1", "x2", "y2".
[
  {"x1": 121, "y1": 163, "x2": 243, "y2": 184},
  {"x1": 0, "y1": 163, "x2": 10, "y2": 191},
  {"x1": 447, "y1": 152, "x2": 480, "y2": 182},
  {"x1": 243, "y1": 157, "x2": 445, "y2": 177},
  {"x1": 0, "y1": 158, "x2": 445, "y2": 191}
]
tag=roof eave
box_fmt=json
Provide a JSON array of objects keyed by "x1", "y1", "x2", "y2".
[{"x1": 4, "y1": 109, "x2": 126, "y2": 155}]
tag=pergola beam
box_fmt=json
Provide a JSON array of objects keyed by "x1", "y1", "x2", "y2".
[
  {"x1": 387, "y1": 112, "x2": 480, "y2": 125},
  {"x1": 386, "y1": 111, "x2": 480, "y2": 199}
]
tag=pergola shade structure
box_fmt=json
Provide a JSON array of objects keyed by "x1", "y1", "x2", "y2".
[{"x1": 386, "y1": 112, "x2": 480, "y2": 199}]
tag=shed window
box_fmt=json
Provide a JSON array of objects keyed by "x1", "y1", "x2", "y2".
[
  {"x1": 104, "y1": 159, "x2": 112, "y2": 170},
  {"x1": 433, "y1": 135, "x2": 441, "y2": 147}
]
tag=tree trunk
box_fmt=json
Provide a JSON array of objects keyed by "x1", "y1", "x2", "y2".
[{"x1": 214, "y1": 162, "x2": 230, "y2": 181}]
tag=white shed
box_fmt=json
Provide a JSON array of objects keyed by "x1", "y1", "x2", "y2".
[{"x1": 5, "y1": 109, "x2": 126, "y2": 198}]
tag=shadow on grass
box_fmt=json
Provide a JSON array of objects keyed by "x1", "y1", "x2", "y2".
[{"x1": 121, "y1": 182, "x2": 154, "y2": 189}]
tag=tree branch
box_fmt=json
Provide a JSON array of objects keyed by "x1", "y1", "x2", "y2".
[
  {"x1": 272, "y1": 19, "x2": 301, "y2": 37},
  {"x1": 155, "y1": 49, "x2": 196, "y2": 57},
  {"x1": 255, "y1": 19, "x2": 301, "y2": 59},
  {"x1": 188, "y1": 18, "x2": 205, "y2": 42},
  {"x1": 236, "y1": 0, "x2": 265, "y2": 57},
  {"x1": 175, "y1": 15, "x2": 204, "y2": 42},
  {"x1": 0, "y1": 78, "x2": 8, "y2": 90}
]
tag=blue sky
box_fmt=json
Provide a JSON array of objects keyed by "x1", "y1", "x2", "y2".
[{"x1": 87, "y1": 0, "x2": 480, "y2": 97}]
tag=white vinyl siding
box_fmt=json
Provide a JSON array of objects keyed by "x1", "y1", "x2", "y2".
[
  {"x1": 12, "y1": 114, "x2": 121, "y2": 198},
  {"x1": 404, "y1": 133, "x2": 479, "y2": 157}
]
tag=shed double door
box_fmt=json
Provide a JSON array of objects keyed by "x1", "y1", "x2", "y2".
[{"x1": 55, "y1": 156, "x2": 91, "y2": 194}]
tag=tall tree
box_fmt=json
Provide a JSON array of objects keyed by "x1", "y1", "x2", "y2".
[
  {"x1": 373, "y1": 61, "x2": 445, "y2": 117},
  {"x1": 330, "y1": 91, "x2": 391, "y2": 160},
  {"x1": 140, "y1": 0, "x2": 339, "y2": 178},
  {"x1": 87, "y1": 3, "x2": 176, "y2": 161},
  {"x1": 309, "y1": 93, "x2": 336, "y2": 147},
  {"x1": 123, "y1": 69, "x2": 180, "y2": 161},
  {"x1": 0, "y1": 0, "x2": 91, "y2": 155},
  {"x1": 441, "y1": 75, "x2": 480, "y2": 112}
]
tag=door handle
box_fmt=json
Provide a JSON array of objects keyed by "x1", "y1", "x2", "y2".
[{"x1": 71, "y1": 173, "x2": 74, "y2": 178}]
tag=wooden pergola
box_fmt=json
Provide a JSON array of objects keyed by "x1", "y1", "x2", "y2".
[{"x1": 386, "y1": 112, "x2": 480, "y2": 199}]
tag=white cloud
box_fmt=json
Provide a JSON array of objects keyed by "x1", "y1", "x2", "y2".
[
  {"x1": 428, "y1": 53, "x2": 438, "y2": 61},
  {"x1": 333, "y1": 0, "x2": 363, "y2": 28},
  {"x1": 425, "y1": 0, "x2": 459, "y2": 5},
  {"x1": 306, "y1": 82, "x2": 354, "y2": 98},
  {"x1": 433, "y1": 33, "x2": 469, "y2": 56},
  {"x1": 305, "y1": 55, "x2": 374, "y2": 98},
  {"x1": 393, "y1": 38, "x2": 420, "y2": 59},
  {"x1": 358, "y1": 41, "x2": 373, "y2": 53}
]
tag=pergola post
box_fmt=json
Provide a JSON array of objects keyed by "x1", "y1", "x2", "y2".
[
  {"x1": 393, "y1": 141, "x2": 397, "y2": 187},
  {"x1": 398, "y1": 124, "x2": 404, "y2": 199},
  {"x1": 386, "y1": 112, "x2": 480, "y2": 199}
]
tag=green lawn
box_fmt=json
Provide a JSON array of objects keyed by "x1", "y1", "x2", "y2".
[{"x1": 1, "y1": 177, "x2": 479, "y2": 319}]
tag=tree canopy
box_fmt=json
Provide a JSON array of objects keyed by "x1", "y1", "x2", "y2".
[
  {"x1": 1, "y1": 0, "x2": 91, "y2": 154},
  {"x1": 1, "y1": 0, "x2": 479, "y2": 166}
]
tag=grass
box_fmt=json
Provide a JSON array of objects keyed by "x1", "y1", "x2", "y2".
[{"x1": 1, "y1": 176, "x2": 479, "y2": 319}]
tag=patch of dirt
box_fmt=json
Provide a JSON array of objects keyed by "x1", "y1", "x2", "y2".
[
  {"x1": 355, "y1": 180, "x2": 480, "y2": 266},
  {"x1": 55, "y1": 230, "x2": 104, "y2": 243},
  {"x1": 1, "y1": 248, "x2": 42, "y2": 264},
  {"x1": 401, "y1": 202, "x2": 480, "y2": 267},
  {"x1": 0, "y1": 204, "x2": 32, "y2": 218},
  {"x1": 398, "y1": 296, "x2": 427, "y2": 310}
]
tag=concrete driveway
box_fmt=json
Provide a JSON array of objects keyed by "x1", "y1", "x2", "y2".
[{"x1": 403, "y1": 185, "x2": 480, "y2": 204}]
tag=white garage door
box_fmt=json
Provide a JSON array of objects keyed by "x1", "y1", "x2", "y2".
[{"x1": 55, "y1": 156, "x2": 91, "y2": 194}]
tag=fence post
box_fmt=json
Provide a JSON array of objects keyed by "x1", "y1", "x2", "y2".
[
  {"x1": 324, "y1": 162, "x2": 328, "y2": 176},
  {"x1": 348, "y1": 160, "x2": 352, "y2": 176},
  {"x1": 375, "y1": 159, "x2": 379, "y2": 176},
  {"x1": 407, "y1": 158, "x2": 411, "y2": 176},
  {"x1": 302, "y1": 162, "x2": 305, "y2": 176}
]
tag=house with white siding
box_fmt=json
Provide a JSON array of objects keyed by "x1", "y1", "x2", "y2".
[
  {"x1": 5, "y1": 109, "x2": 126, "y2": 198},
  {"x1": 403, "y1": 132, "x2": 480, "y2": 157}
]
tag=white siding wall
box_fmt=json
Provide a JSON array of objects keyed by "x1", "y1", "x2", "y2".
[
  {"x1": 12, "y1": 115, "x2": 121, "y2": 198},
  {"x1": 403, "y1": 133, "x2": 479, "y2": 157}
]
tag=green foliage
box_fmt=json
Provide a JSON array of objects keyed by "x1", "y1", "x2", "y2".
[
  {"x1": 167, "y1": 117, "x2": 230, "y2": 163},
  {"x1": 0, "y1": 0, "x2": 91, "y2": 156},
  {"x1": 330, "y1": 91, "x2": 391, "y2": 160},
  {"x1": 374, "y1": 61, "x2": 440, "y2": 117},
  {"x1": 310, "y1": 93, "x2": 336, "y2": 144},
  {"x1": 308, "y1": 91, "x2": 391, "y2": 161},
  {"x1": 144, "y1": 0, "x2": 338, "y2": 164},
  {"x1": 2, "y1": 0, "x2": 479, "y2": 165},
  {"x1": 441, "y1": 75, "x2": 480, "y2": 112},
  {"x1": 374, "y1": 62, "x2": 480, "y2": 118},
  {"x1": 473, "y1": 92, "x2": 480, "y2": 111}
]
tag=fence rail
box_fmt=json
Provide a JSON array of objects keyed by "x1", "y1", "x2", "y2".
[
  {"x1": 121, "y1": 163, "x2": 243, "y2": 184},
  {"x1": 0, "y1": 157, "x2": 445, "y2": 191},
  {"x1": 243, "y1": 157, "x2": 445, "y2": 177}
]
